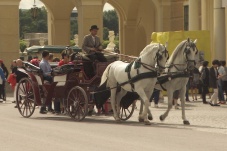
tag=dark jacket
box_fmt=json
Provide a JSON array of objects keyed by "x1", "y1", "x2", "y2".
[
  {"x1": 201, "y1": 67, "x2": 209, "y2": 86},
  {"x1": 209, "y1": 66, "x2": 218, "y2": 88}
]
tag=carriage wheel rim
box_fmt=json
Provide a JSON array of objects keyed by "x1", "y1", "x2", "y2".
[
  {"x1": 119, "y1": 101, "x2": 136, "y2": 121},
  {"x1": 67, "y1": 86, "x2": 88, "y2": 121},
  {"x1": 16, "y1": 78, "x2": 36, "y2": 118}
]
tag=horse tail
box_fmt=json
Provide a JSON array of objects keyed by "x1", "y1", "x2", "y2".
[{"x1": 100, "y1": 63, "x2": 112, "y2": 87}]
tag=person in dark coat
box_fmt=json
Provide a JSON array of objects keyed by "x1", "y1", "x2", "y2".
[
  {"x1": 209, "y1": 60, "x2": 220, "y2": 106},
  {"x1": 200, "y1": 61, "x2": 209, "y2": 104}
]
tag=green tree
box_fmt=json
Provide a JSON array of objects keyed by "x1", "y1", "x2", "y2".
[
  {"x1": 70, "y1": 20, "x2": 78, "y2": 40},
  {"x1": 19, "y1": 7, "x2": 47, "y2": 39},
  {"x1": 19, "y1": 40, "x2": 27, "y2": 52},
  {"x1": 103, "y1": 10, "x2": 119, "y2": 34}
]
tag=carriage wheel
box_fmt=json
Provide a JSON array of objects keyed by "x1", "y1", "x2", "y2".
[
  {"x1": 66, "y1": 86, "x2": 88, "y2": 121},
  {"x1": 16, "y1": 78, "x2": 36, "y2": 118},
  {"x1": 119, "y1": 101, "x2": 136, "y2": 121}
]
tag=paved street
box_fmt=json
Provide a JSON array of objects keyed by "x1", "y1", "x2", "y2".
[{"x1": 0, "y1": 96, "x2": 227, "y2": 151}]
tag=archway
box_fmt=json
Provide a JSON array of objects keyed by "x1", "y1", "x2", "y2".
[
  {"x1": 19, "y1": 0, "x2": 48, "y2": 61},
  {"x1": 104, "y1": 0, "x2": 126, "y2": 54},
  {"x1": 70, "y1": 7, "x2": 79, "y2": 46},
  {"x1": 102, "y1": 3, "x2": 119, "y2": 51}
]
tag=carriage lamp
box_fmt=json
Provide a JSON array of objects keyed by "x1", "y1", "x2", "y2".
[{"x1": 31, "y1": 0, "x2": 38, "y2": 20}]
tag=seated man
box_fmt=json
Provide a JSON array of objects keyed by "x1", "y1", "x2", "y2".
[
  {"x1": 39, "y1": 50, "x2": 53, "y2": 114},
  {"x1": 82, "y1": 25, "x2": 107, "y2": 78}
]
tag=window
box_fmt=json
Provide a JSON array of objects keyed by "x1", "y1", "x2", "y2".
[{"x1": 184, "y1": 5, "x2": 189, "y2": 31}]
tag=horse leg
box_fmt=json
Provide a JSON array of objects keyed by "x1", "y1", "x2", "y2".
[
  {"x1": 160, "y1": 90, "x2": 173, "y2": 121},
  {"x1": 110, "y1": 88, "x2": 120, "y2": 121},
  {"x1": 137, "y1": 89, "x2": 152, "y2": 125},
  {"x1": 138, "y1": 99, "x2": 144, "y2": 122},
  {"x1": 179, "y1": 87, "x2": 190, "y2": 125}
]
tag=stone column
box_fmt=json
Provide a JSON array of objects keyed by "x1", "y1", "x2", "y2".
[
  {"x1": 42, "y1": 0, "x2": 75, "y2": 46},
  {"x1": 214, "y1": 0, "x2": 226, "y2": 60},
  {"x1": 51, "y1": 19, "x2": 71, "y2": 45},
  {"x1": 47, "y1": 11, "x2": 53, "y2": 45},
  {"x1": 0, "y1": 0, "x2": 20, "y2": 68},
  {"x1": 201, "y1": 0, "x2": 207, "y2": 30},
  {"x1": 77, "y1": 0, "x2": 103, "y2": 47},
  {"x1": 189, "y1": 0, "x2": 199, "y2": 30},
  {"x1": 122, "y1": 20, "x2": 137, "y2": 55}
]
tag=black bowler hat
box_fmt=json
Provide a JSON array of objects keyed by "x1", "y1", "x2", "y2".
[{"x1": 90, "y1": 25, "x2": 99, "y2": 31}]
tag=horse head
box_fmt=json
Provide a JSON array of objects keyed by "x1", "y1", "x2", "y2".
[
  {"x1": 155, "y1": 43, "x2": 169, "y2": 73},
  {"x1": 184, "y1": 38, "x2": 198, "y2": 70}
]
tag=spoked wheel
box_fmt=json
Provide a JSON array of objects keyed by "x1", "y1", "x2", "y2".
[
  {"x1": 119, "y1": 101, "x2": 136, "y2": 121},
  {"x1": 16, "y1": 78, "x2": 36, "y2": 118},
  {"x1": 66, "y1": 86, "x2": 88, "y2": 121}
]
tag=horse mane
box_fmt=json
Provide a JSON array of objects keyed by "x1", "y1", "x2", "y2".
[
  {"x1": 166, "y1": 40, "x2": 187, "y2": 66},
  {"x1": 140, "y1": 43, "x2": 160, "y2": 56}
]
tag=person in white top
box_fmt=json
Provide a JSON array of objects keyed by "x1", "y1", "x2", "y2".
[{"x1": 218, "y1": 61, "x2": 226, "y2": 104}]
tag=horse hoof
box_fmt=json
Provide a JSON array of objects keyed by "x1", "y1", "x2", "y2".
[
  {"x1": 159, "y1": 115, "x2": 164, "y2": 121},
  {"x1": 183, "y1": 120, "x2": 190, "y2": 125},
  {"x1": 148, "y1": 115, "x2": 153, "y2": 121},
  {"x1": 144, "y1": 121, "x2": 151, "y2": 125},
  {"x1": 138, "y1": 117, "x2": 144, "y2": 122}
]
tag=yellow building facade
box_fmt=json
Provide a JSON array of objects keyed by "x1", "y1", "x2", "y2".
[{"x1": 0, "y1": 0, "x2": 227, "y2": 68}]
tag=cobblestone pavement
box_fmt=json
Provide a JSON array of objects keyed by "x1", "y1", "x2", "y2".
[
  {"x1": 1, "y1": 96, "x2": 227, "y2": 151},
  {"x1": 132, "y1": 97, "x2": 227, "y2": 135},
  {"x1": 3, "y1": 95, "x2": 227, "y2": 135}
]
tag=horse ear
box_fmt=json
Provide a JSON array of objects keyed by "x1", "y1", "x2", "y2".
[
  {"x1": 187, "y1": 38, "x2": 190, "y2": 42},
  {"x1": 193, "y1": 39, "x2": 197, "y2": 44}
]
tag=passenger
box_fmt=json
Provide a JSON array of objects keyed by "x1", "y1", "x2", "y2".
[
  {"x1": 82, "y1": 25, "x2": 107, "y2": 78},
  {"x1": 54, "y1": 52, "x2": 70, "y2": 114},
  {"x1": 39, "y1": 50, "x2": 53, "y2": 114},
  {"x1": 58, "y1": 52, "x2": 69, "y2": 66},
  {"x1": 14, "y1": 59, "x2": 27, "y2": 108}
]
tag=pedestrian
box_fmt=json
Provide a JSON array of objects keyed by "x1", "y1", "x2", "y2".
[
  {"x1": 0, "y1": 60, "x2": 8, "y2": 101},
  {"x1": 185, "y1": 80, "x2": 191, "y2": 102},
  {"x1": 209, "y1": 60, "x2": 220, "y2": 106},
  {"x1": 217, "y1": 61, "x2": 226, "y2": 104},
  {"x1": 0, "y1": 67, "x2": 6, "y2": 103},
  {"x1": 190, "y1": 67, "x2": 200, "y2": 101},
  {"x1": 200, "y1": 61, "x2": 209, "y2": 104},
  {"x1": 150, "y1": 89, "x2": 160, "y2": 108},
  {"x1": 222, "y1": 61, "x2": 227, "y2": 103}
]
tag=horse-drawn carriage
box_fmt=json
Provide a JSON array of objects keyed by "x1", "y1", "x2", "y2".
[
  {"x1": 16, "y1": 38, "x2": 198, "y2": 125},
  {"x1": 15, "y1": 52, "x2": 136, "y2": 121}
]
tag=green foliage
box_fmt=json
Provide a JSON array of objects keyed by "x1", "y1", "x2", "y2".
[
  {"x1": 70, "y1": 20, "x2": 78, "y2": 40},
  {"x1": 103, "y1": 10, "x2": 119, "y2": 34},
  {"x1": 70, "y1": 40, "x2": 75, "y2": 46},
  {"x1": 102, "y1": 40, "x2": 119, "y2": 49},
  {"x1": 103, "y1": 27, "x2": 109, "y2": 40},
  {"x1": 19, "y1": 7, "x2": 47, "y2": 39},
  {"x1": 19, "y1": 40, "x2": 27, "y2": 52}
]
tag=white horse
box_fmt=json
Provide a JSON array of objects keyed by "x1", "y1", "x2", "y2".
[
  {"x1": 140, "y1": 38, "x2": 198, "y2": 125},
  {"x1": 100, "y1": 43, "x2": 169, "y2": 124}
]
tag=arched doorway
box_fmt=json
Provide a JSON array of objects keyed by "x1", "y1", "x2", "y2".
[
  {"x1": 102, "y1": 3, "x2": 119, "y2": 51},
  {"x1": 70, "y1": 7, "x2": 79, "y2": 46}
]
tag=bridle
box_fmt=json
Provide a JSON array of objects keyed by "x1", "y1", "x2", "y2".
[
  {"x1": 167, "y1": 41, "x2": 198, "y2": 72},
  {"x1": 135, "y1": 45, "x2": 169, "y2": 72},
  {"x1": 184, "y1": 42, "x2": 198, "y2": 65},
  {"x1": 155, "y1": 47, "x2": 169, "y2": 70}
]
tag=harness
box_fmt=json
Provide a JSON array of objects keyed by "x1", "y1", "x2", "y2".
[
  {"x1": 157, "y1": 72, "x2": 190, "y2": 91},
  {"x1": 125, "y1": 58, "x2": 158, "y2": 91}
]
